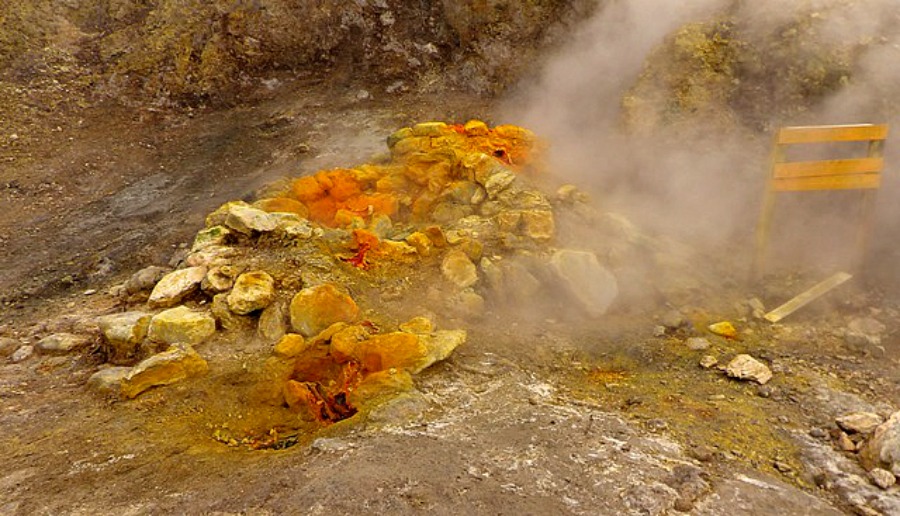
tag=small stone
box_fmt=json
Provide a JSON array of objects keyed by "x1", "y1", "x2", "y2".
[
  {"x1": 662, "y1": 310, "x2": 686, "y2": 329},
  {"x1": 289, "y1": 284, "x2": 359, "y2": 338},
  {"x1": 399, "y1": 316, "x2": 435, "y2": 334},
  {"x1": 10, "y1": 345, "x2": 34, "y2": 363},
  {"x1": 837, "y1": 412, "x2": 884, "y2": 434},
  {"x1": 809, "y1": 427, "x2": 828, "y2": 439},
  {"x1": 725, "y1": 354, "x2": 772, "y2": 384},
  {"x1": 708, "y1": 321, "x2": 738, "y2": 339},
  {"x1": 201, "y1": 265, "x2": 237, "y2": 294},
  {"x1": 124, "y1": 266, "x2": 170, "y2": 295},
  {"x1": 120, "y1": 344, "x2": 208, "y2": 399},
  {"x1": 86, "y1": 367, "x2": 131, "y2": 395},
  {"x1": 96, "y1": 312, "x2": 153, "y2": 364},
  {"x1": 227, "y1": 271, "x2": 276, "y2": 315},
  {"x1": 258, "y1": 302, "x2": 287, "y2": 342},
  {"x1": 0, "y1": 337, "x2": 21, "y2": 357},
  {"x1": 441, "y1": 250, "x2": 479, "y2": 288},
  {"x1": 699, "y1": 355, "x2": 718, "y2": 369},
  {"x1": 685, "y1": 337, "x2": 711, "y2": 351},
  {"x1": 837, "y1": 432, "x2": 856, "y2": 452},
  {"x1": 147, "y1": 266, "x2": 207, "y2": 308},
  {"x1": 192, "y1": 226, "x2": 232, "y2": 252},
  {"x1": 147, "y1": 306, "x2": 216, "y2": 346},
  {"x1": 653, "y1": 325, "x2": 667, "y2": 337},
  {"x1": 211, "y1": 293, "x2": 253, "y2": 331},
  {"x1": 273, "y1": 333, "x2": 309, "y2": 358},
  {"x1": 549, "y1": 249, "x2": 618, "y2": 317},
  {"x1": 870, "y1": 468, "x2": 896, "y2": 489},
  {"x1": 757, "y1": 384, "x2": 774, "y2": 398},
  {"x1": 36, "y1": 333, "x2": 90, "y2": 354}
]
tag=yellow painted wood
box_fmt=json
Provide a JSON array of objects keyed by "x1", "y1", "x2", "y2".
[
  {"x1": 773, "y1": 158, "x2": 883, "y2": 179},
  {"x1": 764, "y1": 272, "x2": 852, "y2": 323},
  {"x1": 777, "y1": 124, "x2": 889, "y2": 144},
  {"x1": 772, "y1": 173, "x2": 881, "y2": 191}
]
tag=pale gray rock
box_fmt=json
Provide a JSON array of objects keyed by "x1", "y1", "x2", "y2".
[
  {"x1": 725, "y1": 354, "x2": 773, "y2": 385},
  {"x1": 861, "y1": 411, "x2": 900, "y2": 474},
  {"x1": 870, "y1": 468, "x2": 896, "y2": 490},
  {"x1": 36, "y1": 333, "x2": 90, "y2": 354},
  {"x1": 147, "y1": 266, "x2": 207, "y2": 308},
  {"x1": 96, "y1": 312, "x2": 153, "y2": 364},
  {"x1": 147, "y1": 306, "x2": 216, "y2": 346},
  {"x1": 837, "y1": 412, "x2": 883, "y2": 435},
  {"x1": 686, "y1": 337, "x2": 711, "y2": 351},
  {"x1": 124, "y1": 265, "x2": 170, "y2": 295},
  {"x1": 0, "y1": 337, "x2": 20, "y2": 357},
  {"x1": 845, "y1": 317, "x2": 886, "y2": 349},
  {"x1": 549, "y1": 249, "x2": 618, "y2": 317},
  {"x1": 10, "y1": 345, "x2": 34, "y2": 363},
  {"x1": 185, "y1": 245, "x2": 236, "y2": 268},
  {"x1": 258, "y1": 301, "x2": 287, "y2": 342},
  {"x1": 86, "y1": 367, "x2": 131, "y2": 395}
]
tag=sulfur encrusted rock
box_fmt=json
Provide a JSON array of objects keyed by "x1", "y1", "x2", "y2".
[
  {"x1": 96, "y1": 312, "x2": 153, "y2": 364},
  {"x1": 120, "y1": 344, "x2": 208, "y2": 399},
  {"x1": 147, "y1": 306, "x2": 216, "y2": 346},
  {"x1": 227, "y1": 271, "x2": 276, "y2": 315},
  {"x1": 273, "y1": 333, "x2": 309, "y2": 358},
  {"x1": 290, "y1": 284, "x2": 359, "y2": 338},
  {"x1": 441, "y1": 250, "x2": 479, "y2": 288},
  {"x1": 148, "y1": 266, "x2": 207, "y2": 308}
]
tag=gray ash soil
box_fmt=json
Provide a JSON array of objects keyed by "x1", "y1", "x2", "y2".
[{"x1": 2, "y1": 77, "x2": 900, "y2": 515}]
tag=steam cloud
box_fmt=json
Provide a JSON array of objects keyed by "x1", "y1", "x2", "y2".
[{"x1": 504, "y1": 0, "x2": 900, "y2": 278}]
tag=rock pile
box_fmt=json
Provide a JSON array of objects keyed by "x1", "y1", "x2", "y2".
[{"x1": 67, "y1": 121, "x2": 627, "y2": 440}]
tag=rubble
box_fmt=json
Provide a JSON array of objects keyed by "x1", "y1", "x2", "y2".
[
  {"x1": 860, "y1": 411, "x2": 900, "y2": 474},
  {"x1": 870, "y1": 468, "x2": 896, "y2": 490}
]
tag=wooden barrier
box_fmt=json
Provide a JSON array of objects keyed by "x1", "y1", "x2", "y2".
[{"x1": 753, "y1": 124, "x2": 889, "y2": 278}]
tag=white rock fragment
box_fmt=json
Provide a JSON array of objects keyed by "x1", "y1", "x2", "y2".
[
  {"x1": 725, "y1": 354, "x2": 773, "y2": 385},
  {"x1": 837, "y1": 412, "x2": 884, "y2": 435}
]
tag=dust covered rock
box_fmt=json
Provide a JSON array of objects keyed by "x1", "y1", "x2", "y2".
[
  {"x1": 725, "y1": 354, "x2": 772, "y2": 385},
  {"x1": 121, "y1": 344, "x2": 208, "y2": 399},
  {"x1": 147, "y1": 306, "x2": 216, "y2": 346},
  {"x1": 96, "y1": 312, "x2": 153, "y2": 364},
  {"x1": 148, "y1": 267, "x2": 207, "y2": 308}
]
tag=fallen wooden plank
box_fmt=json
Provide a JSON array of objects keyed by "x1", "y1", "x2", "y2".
[{"x1": 764, "y1": 272, "x2": 853, "y2": 323}]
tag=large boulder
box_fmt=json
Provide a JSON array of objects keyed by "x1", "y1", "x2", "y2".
[
  {"x1": 549, "y1": 249, "x2": 619, "y2": 317},
  {"x1": 96, "y1": 312, "x2": 153, "y2": 364},
  {"x1": 120, "y1": 344, "x2": 209, "y2": 399},
  {"x1": 147, "y1": 306, "x2": 216, "y2": 346},
  {"x1": 147, "y1": 266, "x2": 207, "y2": 308},
  {"x1": 227, "y1": 271, "x2": 276, "y2": 315},
  {"x1": 290, "y1": 284, "x2": 359, "y2": 337}
]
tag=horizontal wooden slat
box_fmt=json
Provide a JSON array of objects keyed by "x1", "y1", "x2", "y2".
[
  {"x1": 773, "y1": 157, "x2": 884, "y2": 178},
  {"x1": 777, "y1": 124, "x2": 889, "y2": 144},
  {"x1": 772, "y1": 173, "x2": 881, "y2": 191}
]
